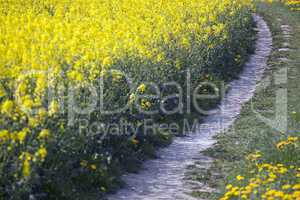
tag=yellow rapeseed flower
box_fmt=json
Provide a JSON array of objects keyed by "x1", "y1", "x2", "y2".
[
  {"x1": 17, "y1": 128, "x2": 29, "y2": 144},
  {"x1": 21, "y1": 152, "x2": 32, "y2": 178},
  {"x1": 1, "y1": 100, "x2": 14, "y2": 114},
  {"x1": 38, "y1": 129, "x2": 50, "y2": 139},
  {"x1": 90, "y1": 164, "x2": 97, "y2": 170},
  {"x1": 0, "y1": 130, "x2": 10, "y2": 143},
  {"x1": 236, "y1": 175, "x2": 245, "y2": 181},
  {"x1": 37, "y1": 146, "x2": 47, "y2": 161},
  {"x1": 137, "y1": 84, "x2": 146, "y2": 94},
  {"x1": 282, "y1": 184, "x2": 291, "y2": 190},
  {"x1": 293, "y1": 184, "x2": 300, "y2": 190}
]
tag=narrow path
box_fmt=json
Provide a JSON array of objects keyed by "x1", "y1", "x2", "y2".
[{"x1": 107, "y1": 14, "x2": 272, "y2": 200}]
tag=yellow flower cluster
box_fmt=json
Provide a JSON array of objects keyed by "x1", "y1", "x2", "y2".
[
  {"x1": 220, "y1": 136, "x2": 300, "y2": 200},
  {"x1": 80, "y1": 160, "x2": 97, "y2": 171},
  {"x1": 137, "y1": 84, "x2": 146, "y2": 94},
  {"x1": 246, "y1": 151, "x2": 262, "y2": 161},
  {"x1": 276, "y1": 136, "x2": 298, "y2": 150},
  {"x1": 221, "y1": 164, "x2": 300, "y2": 200},
  {"x1": 19, "y1": 146, "x2": 47, "y2": 178},
  {"x1": 141, "y1": 99, "x2": 152, "y2": 109},
  {"x1": 260, "y1": 0, "x2": 300, "y2": 11},
  {"x1": 284, "y1": 0, "x2": 300, "y2": 11}
]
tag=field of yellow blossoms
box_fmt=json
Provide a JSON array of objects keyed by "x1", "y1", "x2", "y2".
[
  {"x1": 284, "y1": 0, "x2": 300, "y2": 11},
  {"x1": 0, "y1": 0, "x2": 255, "y2": 198},
  {"x1": 264, "y1": 0, "x2": 300, "y2": 10}
]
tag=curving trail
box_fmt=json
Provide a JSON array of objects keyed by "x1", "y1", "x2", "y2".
[{"x1": 107, "y1": 14, "x2": 272, "y2": 200}]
